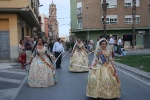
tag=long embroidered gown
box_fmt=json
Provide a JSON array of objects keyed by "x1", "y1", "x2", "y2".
[
  {"x1": 69, "y1": 43, "x2": 89, "y2": 72},
  {"x1": 28, "y1": 46, "x2": 57, "y2": 87},
  {"x1": 86, "y1": 49, "x2": 121, "y2": 99}
]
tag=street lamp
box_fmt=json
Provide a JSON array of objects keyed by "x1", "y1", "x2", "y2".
[
  {"x1": 86, "y1": 6, "x2": 89, "y2": 40},
  {"x1": 39, "y1": 4, "x2": 43, "y2": 7}
]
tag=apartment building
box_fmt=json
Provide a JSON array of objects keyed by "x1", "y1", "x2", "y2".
[
  {"x1": 70, "y1": 0, "x2": 150, "y2": 48},
  {"x1": 0, "y1": 0, "x2": 40, "y2": 61}
]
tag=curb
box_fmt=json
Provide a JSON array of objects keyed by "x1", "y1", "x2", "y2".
[
  {"x1": 114, "y1": 61, "x2": 150, "y2": 80},
  {"x1": 125, "y1": 49, "x2": 150, "y2": 51}
]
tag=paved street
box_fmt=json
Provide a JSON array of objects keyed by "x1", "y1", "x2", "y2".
[
  {"x1": 0, "y1": 52, "x2": 150, "y2": 100},
  {"x1": 0, "y1": 67, "x2": 27, "y2": 100}
]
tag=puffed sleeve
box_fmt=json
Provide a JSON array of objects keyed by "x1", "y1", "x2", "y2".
[
  {"x1": 108, "y1": 50, "x2": 113, "y2": 61},
  {"x1": 82, "y1": 43, "x2": 86, "y2": 50},
  {"x1": 46, "y1": 48, "x2": 53, "y2": 57},
  {"x1": 73, "y1": 43, "x2": 77, "y2": 50},
  {"x1": 108, "y1": 50, "x2": 115, "y2": 65}
]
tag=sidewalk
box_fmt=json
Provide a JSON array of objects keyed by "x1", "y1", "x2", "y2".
[
  {"x1": 125, "y1": 49, "x2": 150, "y2": 55},
  {"x1": 125, "y1": 49, "x2": 150, "y2": 51},
  {"x1": 115, "y1": 61, "x2": 150, "y2": 80}
]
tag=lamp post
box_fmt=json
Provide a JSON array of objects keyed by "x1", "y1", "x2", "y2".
[
  {"x1": 86, "y1": 6, "x2": 89, "y2": 40},
  {"x1": 39, "y1": 4, "x2": 43, "y2": 7}
]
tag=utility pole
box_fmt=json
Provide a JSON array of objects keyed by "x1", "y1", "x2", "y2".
[
  {"x1": 102, "y1": 0, "x2": 107, "y2": 38},
  {"x1": 149, "y1": 3, "x2": 150, "y2": 48},
  {"x1": 86, "y1": 6, "x2": 89, "y2": 40},
  {"x1": 132, "y1": 0, "x2": 136, "y2": 49}
]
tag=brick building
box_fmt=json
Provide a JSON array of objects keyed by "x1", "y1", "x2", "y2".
[{"x1": 70, "y1": 0, "x2": 150, "y2": 48}]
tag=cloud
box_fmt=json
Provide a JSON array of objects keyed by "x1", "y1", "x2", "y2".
[{"x1": 39, "y1": 0, "x2": 70, "y2": 36}]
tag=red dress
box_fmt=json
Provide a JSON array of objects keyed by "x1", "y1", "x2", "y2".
[{"x1": 18, "y1": 44, "x2": 26, "y2": 63}]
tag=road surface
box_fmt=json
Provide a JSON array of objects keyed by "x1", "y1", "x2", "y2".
[{"x1": 0, "y1": 52, "x2": 150, "y2": 100}]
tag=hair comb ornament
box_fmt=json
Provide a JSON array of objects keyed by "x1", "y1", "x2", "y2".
[{"x1": 99, "y1": 37, "x2": 108, "y2": 43}]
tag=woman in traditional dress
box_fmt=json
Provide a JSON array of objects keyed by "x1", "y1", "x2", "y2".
[
  {"x1": 69, "y1": 38, "x2": 89, "y2": 72},
  {"x1": 27, "y1": 38, "x2": 57, "y2": 88},
  {"x1": 86, "y1": 38, "x2": 121, "y2": 99},
  {"x1": 18, "y1": 39, "x2": 26, "y2": 70}
]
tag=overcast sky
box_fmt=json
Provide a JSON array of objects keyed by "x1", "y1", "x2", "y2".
[{"x1": 39, "y1": 0, "x2": 70, "y2": 36}]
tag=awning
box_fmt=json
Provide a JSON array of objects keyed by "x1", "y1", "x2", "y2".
[{"x1": 72, "y1": 27, "x2": 149, "y2": 33}]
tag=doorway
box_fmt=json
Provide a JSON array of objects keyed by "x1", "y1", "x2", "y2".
[{"x1": 0, "y1": 31, "x2": 10, "y2": 60}]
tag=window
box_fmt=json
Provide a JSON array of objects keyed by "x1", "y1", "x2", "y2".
[
  {"x1": 125, "y1": 18, "x2": 132, "y2": 23},
  {"x1": 77, "y1": 17, "x2": 82, "y2": 29},
  {"x1": 51, "y1": 10, "x2": 54, "y2": 15},
  {"x1": 125, "y1": 15, "x2": 140, "y2": 24},
  {"x1": 101, "y1": 0, "x2": 117, "y2": 8},
  {"x1": 124, "y1": 0, "x2": 140, "y2": 7},
  {"x1": 135, "y1": 15, "x2": 140, "y2": 23},
  {"x1": 110, "y1": 18, "x2": 117, "y2": 24},
  {"x1": 124, "y1": 3, "x2": 132, "y2": 7},
  {"x1": 77, "y1": 2, "x2": 82, "y2": 15},
  {"x1": 106, "y1": 18, "x2": 109, "y2": 24},
  {"x1": 102, "y1": 15, "x2": 118, "y2": 24},
  {"x1": 125, "y1": 15, "x2": 132, "y2": 23},
  {"x1": 31, "y1": 0, "x2": 33, "y2": 8}
]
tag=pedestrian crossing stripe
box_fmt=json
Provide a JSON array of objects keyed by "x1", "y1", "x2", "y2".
[
  {"x1": 0, "y1": 70, "x2": 27, "y2": 75},
  {"x1": 0, "y1": 77, "x2": 21, "y2": 84}
]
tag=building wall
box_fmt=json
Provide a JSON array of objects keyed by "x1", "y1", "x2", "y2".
[
  {"x1": 74, "y1": 0, "x2": 149, "y2": 29},
  {"x1": 71, "y1": 0, "x2": 149, "y2": 48},
  {"x1": 0, "y1": 0, "x2": 39, "y2": 24},
  {"x1": 40, "y1": 14, "x2": 45, "y2": 33},
  {"x1": 0, "y1": 19, "x2": 9, "y2": 30},
  {"x1": 0, "y1": 13, "x2": 32, "y2": 61},
  {"x1": 70, "y1": 0, "x2": 77, "y2": 30},
  {"x1": 0, "y1": 0, "x2": 29, "y2": 8},
  {"x1": 29, "y1": 0, "x2": 40, "y2": 23}
]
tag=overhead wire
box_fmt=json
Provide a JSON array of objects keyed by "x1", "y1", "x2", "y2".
[{"x1": 53, "y1": 0, "x2": 102, "y2": 23}]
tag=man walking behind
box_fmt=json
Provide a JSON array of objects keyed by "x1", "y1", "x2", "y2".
[
  {"x1": 24, "y1": 36, "x2": 32, "y2": 70},
  {"x1": 49, "y1": 41, "x2": 54, "y2": 52},
  {"x1": 117, "y1": 36, "x2": 122, "y2": 55},
  {"x1": 53, "y1": 38, "x2": 65, "y2": 69},
  {"x1": 109, "y1": 35, "x2": 115, "y2": 58},
  {"x1": 71, "y1": 39, "x2": 75, "y2": 50},
  {"x1": 90, "y1": 38, "x2": 94, "y2": 50}
]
